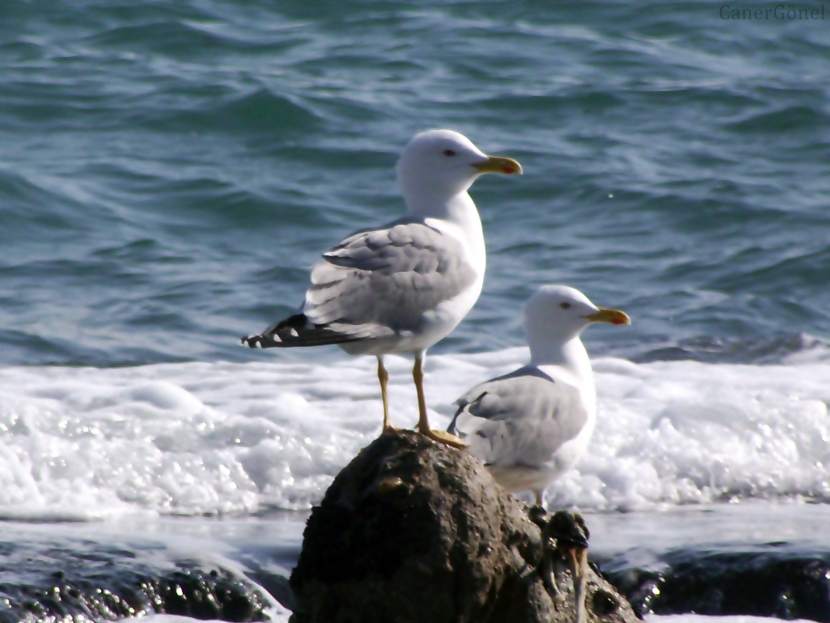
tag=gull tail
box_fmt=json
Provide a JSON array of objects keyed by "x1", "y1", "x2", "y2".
[
  {"x1": 446, "y1": 391, "x2": 487, "y2": 437},
  {"x1": 240, "y1": 313, "x2": 382, "y2": 349}
]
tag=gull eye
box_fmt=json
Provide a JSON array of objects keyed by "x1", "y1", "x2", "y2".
[
  {"x1": 560, "y1": 302, "x2": 571, "y2": 310},
  {"x1": 443, "y1": 149, "x2": 456, "y2": 157}
]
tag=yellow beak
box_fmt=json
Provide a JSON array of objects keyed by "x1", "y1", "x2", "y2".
[
  {"x1": 584, "y1": 308, "x2": 631, "y2": 326},
  {"x1": 472, "y1": 155, "x2": 523, "y2": 175}
]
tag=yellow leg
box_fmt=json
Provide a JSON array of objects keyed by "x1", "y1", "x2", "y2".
[
  {"x1": 413, "y1": 356, "x2": 429, "y2": 433},
  {"x1": 378, "y1": 356, "x2": 397, "y2": 434},
  {"x1": 413, "y1": 355, "x2": 466, "y2": 448},
  {"x1": 568, "y1": 547, "x2": 588, "y2": 623}
]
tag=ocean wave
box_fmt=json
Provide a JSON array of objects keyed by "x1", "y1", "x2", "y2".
[
  {"x1": 82, "y1": 19, "x2": 279, "y2": 58},
  {"x1": 726, "y1": 105, "x2": 830, "y2": 135},
  {"x1": 214, "y1": 89, "x2": 320, "y2": 135},
  {"x1": 633, "y1": 333, "x2": 830, "y2": 365}
]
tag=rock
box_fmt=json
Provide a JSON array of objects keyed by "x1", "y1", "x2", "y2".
[
  {"x1": 289, "y1": 431, "x2": 638, "y2": 623},
  {"x1": 0, "y1": 544, "x2": 269, "y2": 623},
  {"x1": 602, "y1": 548, "x2": 830, "y2": 622}
]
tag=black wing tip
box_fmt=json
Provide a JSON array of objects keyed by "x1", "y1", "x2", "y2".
[
  {"x1": 447, "y1": 406, "x2": 468, "y2": 438},
  {"x1": 240, "y1": 334, "x2": 281, "y2": 348},
  {"x1": 276, "y1": 313, "x2": 308, "y2": 332},
  {"x1": 240, "y1": 313, "x2": 308, "y2": 349},
  {"x1": 242, "y1": 314, "x2": 375, "y2": 349},
  {"x1": 449, "y1": 390, "x2": 490, "y2": 436}
]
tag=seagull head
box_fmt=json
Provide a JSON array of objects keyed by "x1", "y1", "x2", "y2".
[
  {"x1": 396, "y1": 129, "x2": 522, "y2": 205},
  {"x1": 523, "y1": 285, "x2": 630, "y2": 343}
]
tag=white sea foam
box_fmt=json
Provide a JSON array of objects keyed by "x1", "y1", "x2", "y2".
[{"x1": 0, "y1": 349, "x2": 828, "y2": 518}]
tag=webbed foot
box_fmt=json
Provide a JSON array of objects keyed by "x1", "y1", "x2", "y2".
[{"x1": 421, "y1": 428, "x2": 467, "y2": 448}]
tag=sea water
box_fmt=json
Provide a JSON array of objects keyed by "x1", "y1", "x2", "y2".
[{"x1": 2, "y1": 0, "x2": 829, "y2": 620}]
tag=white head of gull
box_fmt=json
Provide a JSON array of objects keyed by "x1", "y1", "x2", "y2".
[
  {"x1": 242, "y1": 129, "x2": 522, "y2": 447},
  {"x1": 449, "y1": 285, "x2": 630, "y2": 502}
]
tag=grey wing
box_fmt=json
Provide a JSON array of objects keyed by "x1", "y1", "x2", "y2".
[
  {"x1": 303, "y1": 219, "x2": 477, "y2": 334},
  {"x1": 242, "y1": 219, "x2": 478, "y2": 349},
  {"x1": 448, "y1": 368, "x2": 588, "y2": 469}
]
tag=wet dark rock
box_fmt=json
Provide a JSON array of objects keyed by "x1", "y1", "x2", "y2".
[
  {"x1": 592, "y1": 589, "x2": 621, "y2": 616},
  {"x1": 599, "y1": 549, "x2": 830, "y2": 622},
  {"x1": 289, "y1": 431, "x2": 638, "y2": 623},
  {"x1": 0, "y1": 540, "x2": 270, "y2": 623}
]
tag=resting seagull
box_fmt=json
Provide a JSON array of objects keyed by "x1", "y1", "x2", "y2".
[
  {"x1": 242, "y1": 129, "x2": 522, "y2": 447},
  {"x1": 449, "y1": 285, "x2": 630, "y2": 502}
]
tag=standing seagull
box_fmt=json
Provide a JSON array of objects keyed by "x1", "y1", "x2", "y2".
[
  {"x1": 242, "y1": 130, "x2": 522, "y2": 447},
  {"x1": 449, "y1": 285, "x2": 630, "y2": 500}
]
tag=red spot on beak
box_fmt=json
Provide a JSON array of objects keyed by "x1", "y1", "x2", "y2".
[
  {"x1": 503, "y1": 167, "x2": 516, "y2": 174},
  {"x1": 611, "y1": 318, "x2": 626, "y2": 325}
]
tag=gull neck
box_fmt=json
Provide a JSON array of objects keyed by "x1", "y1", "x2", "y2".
[
  {"x1": 529, "y1": 336, "x2": 592, "y2": 382},
  {"x1": 404, "y1": 190, "x2": 486, "y2": 266},
  {"x1": 404, "y1": 188, "x2": 478, "y2": 223}
]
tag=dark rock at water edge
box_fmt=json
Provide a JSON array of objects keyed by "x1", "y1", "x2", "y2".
[
  {"x1": 601, "y1": 549, "x2": 830, "y2": 623},
  {"x1": 289, "y1": 431, "x2": 638, "y2": 623},
  {"x1": 0, "y1": 539, "x2": 269, "y2": 623}
]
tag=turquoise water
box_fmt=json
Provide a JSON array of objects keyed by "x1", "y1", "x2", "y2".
[
  {"x1": 2, "y1": 4, "x2": 830, "y2": 621},
  {"x1": 2, "y1": 1, "x2": 829, "y2": 366}
]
